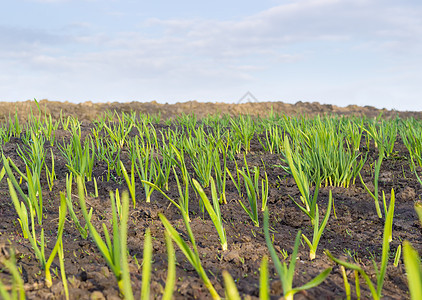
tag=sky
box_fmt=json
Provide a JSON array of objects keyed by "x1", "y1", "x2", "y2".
[{"x1": 1, "y1": 0, "x2": 422, "y2": 111}]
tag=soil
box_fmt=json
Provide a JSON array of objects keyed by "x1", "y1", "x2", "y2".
[
  {"x1": 1, "y1": 99, "x2": 422, "y2": 123},
  {"x1": 0, "y1": 99, "x2": 421, "y2": 299}
]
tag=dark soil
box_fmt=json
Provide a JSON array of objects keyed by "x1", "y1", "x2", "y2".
[
  {"x1": 1, "y1": 99, "x2": 422, "y2": 123},
  {"x1": 0, "y1": 100, "x2": 421, "y2": 299}
]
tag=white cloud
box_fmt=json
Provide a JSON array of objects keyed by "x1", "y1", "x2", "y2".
[{"x1": 134, "y1": 0, "x2": 422, "y2": 61}]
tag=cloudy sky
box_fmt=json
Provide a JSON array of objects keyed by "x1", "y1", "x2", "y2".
[{"x1": 1, "y1": 0, "x2": 422, "y2": 111}]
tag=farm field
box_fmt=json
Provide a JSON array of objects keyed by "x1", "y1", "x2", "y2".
[{"x1": 0, "y1": 100, "x2": 422, "y2": 299}]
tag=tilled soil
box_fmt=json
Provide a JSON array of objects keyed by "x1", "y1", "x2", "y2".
[
  {"x1": 0, "y1": 100, "x2": 421, "y2": 299},
  {"x1": 1, "y1": 99, "x2": 422, "y2": 123}
]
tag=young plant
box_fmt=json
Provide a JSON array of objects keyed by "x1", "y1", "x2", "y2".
[
  {"x1": 65, "y1": 173, "x2": 92, "y2": 239},
  {"x1": 0, "y1": 250, "x2": 25, "y2": 300},
  {"x1": 45, "y1": 149, "x2": 56, "y2": 191},
  {"x1": 339, "y1": 266, "x2": 352, "y2": 300},
  {"x1": 226, "y1": 159, "x2": 243, "y2": 198},
  {"x1": 227, "y1": 156, "x2": 268, "y2": 226},
  {"x1": 237, "y1": 168, "x2": 259, "y2": 227},
  {"x1": 192, "y1": 177, "x2": 228, "y2": 251},
  {"x1": 283, "y1": 136, "x2": 319, "y2": 224},
  {"x1": 259, "y1": 255, "x2": 269, "y2": 300},
  {"x1": 159, "y1": 212, "x2": 220, "y2": 299},
  {"x1": 358, "y1": 148, "x2": 385, "y2": 218},
  {"x1": 59, "y1": 109, "x2": 71, "y2": 131},
  {"x1": 263, "y1": 209, "x2": 332, "y2": 300},
  {"x1": 222, "y1": 271, "x2": 241, "y2": 300},
  {"x1": 16, "y1": 130, "x2": 45, "y2": 177},
  {"x1": 99, "y1": 137, "x2": 123, "y2": 180},
  {"x1": 142, "y1": 151, "x2": 191, "y2": 222},
  {"x1": 141, "y1": 228, "x2": 152, "y2": 300},
  {"x1": 120, "y1": 160, "x2": 136, "y2": 207},
  {"x1": 77, "y1": 176, "x2": 132, "y2": 297},
  {"x1": 261, "y1": 169, "x2": 269, "y2": 212},
  {"x1": 58, "y1": 239, "x2": 70, "y2": 300},
  {"x1": 394, "y1": 244, "x2": 402, "y2": 267},
  {"x1": 302, "y1": 190, "x2": 333, "y2": 260},
  {"x1": 213, "y1": 142, "x2": 228, "y2": 204},
  {"x1": 0, "y1": 166, "x2": 5, "y2": 183},
  {"x1": 118, "y1": 187, "x2": 134, "y2": 300},
  {"x1": 41, "y1": 111, "x2": 59, "y2": 146},
  {"x1": 402, "y1": 202, "x2": 422, "y2": 300},
  {"x1": 401, "y1": 120, "x2": 422, "y2": 170},
  {"x1": 152, "y1": 151, "x2": 172, "y2": 191},
  {"x1": 58, "y1": 133, "x2": 95, "y2": 182},
  {"x1": 219, "y1": 254, "x2": 270, "y2": 300},
  {"x1": 8, "y1": 178, "x2": 67, "y2": 287},
  {"x1": 132, "y1": 137, "x2": 155, "y2": 203},
  {"x1": 325, "y1": 189, "x2": 396, "y2": 300},
  {"x1": 10, "y1": 110, "x2": 22, "y2": 138},
  {"x1": 415, "y1": 166, "x2": 422, "y2": 187},
  {"x1": 3, "y1": 155, "x2": 44, "y2": 225},
  {"x1": 363, "y1": 117, "x2": 397, "y2": 157},
  {"x1": 403, "y1": 241, "x2": 422, "y2": 300},
  {"x1": 258, "y1": 125, "x2": 283, "y2": 154},
  {"x1": 103, "y1": 111, "x2": 134, "y2": 149},
  {"x1": 230, "y1": 115, "x2": 256, "y2": 154},
  {"x1": 170, "y1": 144, "x2": 191, "y2": 212},
  {"x1": 187, "y1": 142, "x2": 213, "y2": 188},
  {"x1": 162, "y1": 231, "x2": 176, "y2": 300}
]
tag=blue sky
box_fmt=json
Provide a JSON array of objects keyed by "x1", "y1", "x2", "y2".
[{"x1": 1, "y1": 0, "x2": 422, "y2": 111}]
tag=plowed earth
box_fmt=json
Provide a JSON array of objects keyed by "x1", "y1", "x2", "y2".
[{"x1": 0, "y1": 100, "x2": 421, "y2": 299}]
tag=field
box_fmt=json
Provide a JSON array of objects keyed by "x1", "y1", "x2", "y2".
[{"x1": 0, "y1": 100, "x2": 422, "y2": 299}]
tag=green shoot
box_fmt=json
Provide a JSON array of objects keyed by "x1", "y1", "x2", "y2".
[
  {"x1": 283, "y1": 136, "x2": 318, "y2": 224},
  {"x1": 402, "y1": 201, "x2": 422, "y2": 300},
  {"x1": 133, "y1": 137, "x2": 155, "y2": 203},
  {"x1": 159, "y1": 213, "x2": 220, "y2": 299},
  {"x1": 58, "y1": 240, "x2": 70, "y2": 300},
  {"x1": 264, "y1": 209, "x2": 332, "y2": 300},
  {"x1": 8, "y1": 177, "x2": 67, "y2": 287},
  {"x1": 302, "y1": 190, "x2": 333, "y2": 260},
  {"x1": 230, "y1": 115, "x2": 256, "y2": 154},
  {"x1": 226, "y1": 160, "x2": 243, "y2": 198},
  {"x1": 340, "y1": 266, "x2": 351, "y2": 300},
  {"x1": 222, "y1": 271, "x2": 241, "y2": 300},
  {"x1": 3, "y1": 155, "x2": 43, "y2": 225},
  {"x1": 394, "y1": 244, "x2": 402, "y2": 267},
  {"x1": 119, "y1": 184, "x2": 134, "y2": 300},
  {"x1": 325, "y1": 189, "x2": 396, "y2": 300},
  {"x1": 192, "y1": 177, "x2": 228, "y2": 251},
  {"x1": 358, "y1": 148, "x2": 384, "y2": 218},
  {"x1": 0, "y1": 250, "x2": 25, "y2": 300},
  {"x1": 65, "y1": 173, "x2": 92, "y2": 239},
  {"x1": 0, "y1": 166, "x2": 5, "y2": 183},
  {"x1": 103, "y1": 112, "x2": 134, "y2": 149},
  {"x1": 142, "y1": 165, "x2": 191, "y2": 222},
  {"x1": 141, "y1": 228, "x2": 152, "y2": 300},
  {"x1": 186, "y1": 140, "x2": 213, "y2": 188},
  {"x1": 403, "y1": 241, "x2": 422, "y2": 300},
  {"x1": 44, "y1": 192, "x2": 67, "y2": 287},
  {"x1": 237, "y1": 168, "x2": 259, "y2": 227},
  {"x1": 120, "y1": 160, "x2": 136, "y2": 207},
  {"x1": 45, "y1": 149, "x2": 56, "y2": 191},
  {"x1": 162, "y1": 231, "x2": 176, "y2": 300},
  {"x1": 260, "y1": 256, "x2": 269, "y2": 300},
  {"x1": 213, "y1": 142, "x2": 228, "y2": 204},
  {"x1": 77, "y1": 176, "x2": 132, "y2": 297}
]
